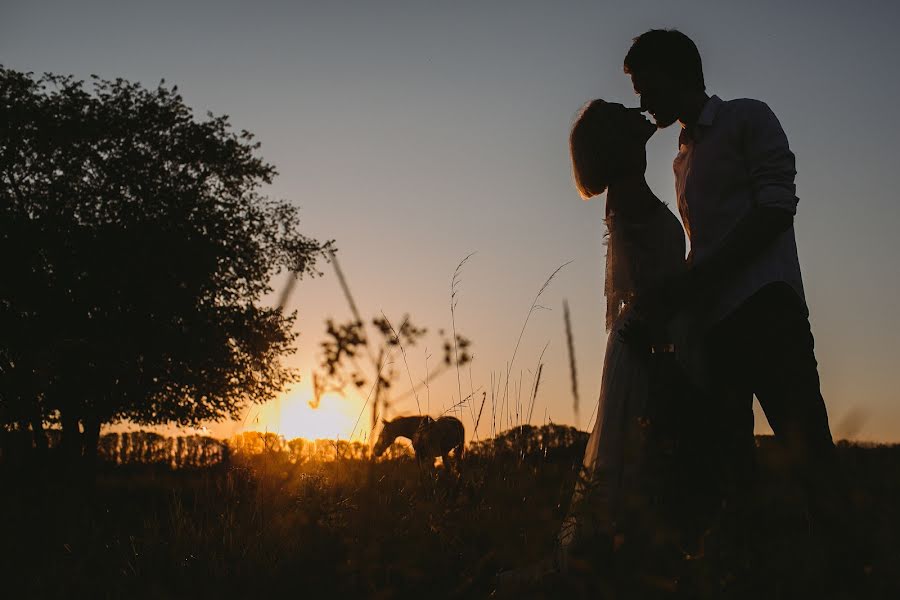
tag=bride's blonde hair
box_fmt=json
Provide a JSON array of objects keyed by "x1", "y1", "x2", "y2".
[{"x1": 569, "y1": 99, "x2": 631, "y2": 199}]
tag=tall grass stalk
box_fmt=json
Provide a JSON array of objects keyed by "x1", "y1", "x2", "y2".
[
  {"x1": 500, "y1": 262, "x2": 572, "y2": 436},
  {"x1": 328, "y1": 248, "x2": 382, "y2": 374},
  {"x1": 500, "y1": 361, "x2": 510, "y2": 431},
  {"x1": 468, "y1": 358, "x2": 479, "y2": 441},
  {"x1": 527, "y1": 341, "x2": 549, "y2": 424},
  {"x1": 442, "y1": 387, "x2": 483, "y2": 417},
  {"x1": 516, "y1": 369, "x2": 523, "y2": 430},
  {"x1": 450, "y1": 252, "x2": 476, "y2": 423},
  {"x1": 425, "y1": 348, "x2": 431, "y2": 416},
  {"x1": 490, "y1": 371, "x2": 497, "y2": 439},
  {"x1": 527, "y1": 364, "x2": 544, "y2": 425},
  {"x1": 379, "y1": 311, "x2": 421, "y2": 415},
  {"x1": 349, "y1": 349, "x2": 395, "y2": 443},
  {"x1": 563, "y1": 299, "x2": 580, "y2": 427},
  {"x1": 474, "y1": 391, "x2": 487, "y2": 441}
]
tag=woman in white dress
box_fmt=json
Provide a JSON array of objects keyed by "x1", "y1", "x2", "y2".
[
  {"x1": 495, "y1": 100, "x2": 701, "y2": 592},
  {"x1": 556, "y1": 99, "x2": 692, "y2": 571}
]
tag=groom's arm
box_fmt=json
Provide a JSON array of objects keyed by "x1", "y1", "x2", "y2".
[
  {"x1": 682, "y1": 205, "x2": 792, "y2": 296},
  {"x1": 688, "y1": 100, "x2": 797, "y2": 293}
]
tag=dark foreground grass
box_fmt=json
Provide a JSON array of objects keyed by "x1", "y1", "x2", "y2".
[{"x1": 2, "y1": 437, "x2": 899, "y2": 599}]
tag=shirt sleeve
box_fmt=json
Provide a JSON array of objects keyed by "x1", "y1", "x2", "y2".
[{"x1": 741, "y1": 100, "x2": 798, "y2": 214}]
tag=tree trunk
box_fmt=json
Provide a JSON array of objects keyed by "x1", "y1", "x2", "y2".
[
  {"x1": 60, "y1": 409, "x2": 82, "y2": 463},
  {"x1": 29, "y1": 407, "x2": 48, "y2": 456},
  {"x1": 82, "y1": 415, "x2": 102, "y2": 471}
]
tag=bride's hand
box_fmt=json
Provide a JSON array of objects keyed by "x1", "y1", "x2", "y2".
[
  {"x1": 640, "y1": 273, "x2": 692, "y2": 324},
  {"x1": 617, "y1": 311, "x2": 653, "y2": 351}
]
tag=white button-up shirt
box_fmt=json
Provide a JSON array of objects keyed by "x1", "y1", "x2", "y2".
[{"x1": 674, "y1": 95, "x2": 807, "y2": 327}]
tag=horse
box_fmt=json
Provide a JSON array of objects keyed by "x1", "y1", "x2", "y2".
[{"x1": 373, "y1": 415, "x2": 465, "y2": 470}]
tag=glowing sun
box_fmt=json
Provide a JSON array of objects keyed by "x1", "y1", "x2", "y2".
[{"x1": 245, "y1": 383, "x2": 365, "y2": 441}]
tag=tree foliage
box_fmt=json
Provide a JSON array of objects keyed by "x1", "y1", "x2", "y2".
[
  {"x1": 0, "y1": 66, "x2": 332, "y2": 453},
  {"x1": 312, "y1": 314, "x2": 471, "y2": 433}
]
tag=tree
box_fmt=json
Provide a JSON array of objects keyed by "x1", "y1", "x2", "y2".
[
  {"x1": 312, "y1": 313, "x2": 472, "y2": 438},
  {"x1": 304, "y1": 254, "x2": 476, "y2": 442},
  {"x1": 0, "y1": 67, "x2": 333, "y2": 462}
]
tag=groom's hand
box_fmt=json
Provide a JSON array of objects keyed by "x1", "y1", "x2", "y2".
[
  {"x1": 659, "y1": 272, "x2": 693, "y2": 313},
  {"x1": 622, "y1": 272, "x2": 696, "y2": 349},
  {"x1": 641, "y1": 271, "x2": 695, "y2": 325}
]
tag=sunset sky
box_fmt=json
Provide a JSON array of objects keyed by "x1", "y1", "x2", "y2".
[{"x1": 3, "y1": 1, "x2": 899, "y2": 442}]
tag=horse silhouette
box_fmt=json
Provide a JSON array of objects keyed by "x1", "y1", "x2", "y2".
[{"x1": 373, "y1": 415, "x2": 465, "y2": 469}]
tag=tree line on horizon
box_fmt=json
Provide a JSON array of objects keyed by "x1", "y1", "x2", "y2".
[{"x1": 0, "y1": 423, "x2": 590, "y2": 469}]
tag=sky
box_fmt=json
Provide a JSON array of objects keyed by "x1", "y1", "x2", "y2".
[{"x1": 3, "y1": 0, "x2": 900, "y2": 442}]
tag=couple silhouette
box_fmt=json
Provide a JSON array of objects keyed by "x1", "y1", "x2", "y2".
[{"x1": 500, "y1": 28, "x2": 855, "y2": 598}]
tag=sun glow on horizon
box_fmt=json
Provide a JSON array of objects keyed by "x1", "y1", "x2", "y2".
[{"x1": 245, "y1": 383, "x2": 366, "y2": 442}]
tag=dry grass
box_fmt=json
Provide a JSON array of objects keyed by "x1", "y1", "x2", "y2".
[{"x1": 2, "y1": 433, "x2": 899, "y2": 599}]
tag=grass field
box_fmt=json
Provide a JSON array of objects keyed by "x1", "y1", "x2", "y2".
[{"x1": 2, "y1": 429, "x2": 898, "y2": 599}]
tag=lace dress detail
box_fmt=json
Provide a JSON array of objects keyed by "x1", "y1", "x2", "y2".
[{"x1": 604, "y1": 204, "x2": 687, "y2": 329}]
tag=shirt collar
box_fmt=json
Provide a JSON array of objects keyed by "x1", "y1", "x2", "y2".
[
  {"x1": 696, "y1": 94, "x2": 723, "y2": 127},
  {"x1": 680, "y1": 95, "x2": 722, "y2": 145}
]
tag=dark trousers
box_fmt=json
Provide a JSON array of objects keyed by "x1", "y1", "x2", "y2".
[{"x1": 705, "y1": 282, "x2": 840, "y2": 528}]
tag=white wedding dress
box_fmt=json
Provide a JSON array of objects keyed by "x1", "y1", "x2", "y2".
[{"x1": 558, "y1": 199, "x2": 688, "y2": 562}]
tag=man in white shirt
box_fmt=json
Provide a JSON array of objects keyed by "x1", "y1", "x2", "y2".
[{"x1": 622, "y1": 28, "x2": 845, "y2": 564}]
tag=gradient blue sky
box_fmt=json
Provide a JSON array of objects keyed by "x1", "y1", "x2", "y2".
[{"x1": 4, "y1": 0, "x2": 899, "y2": 441}]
